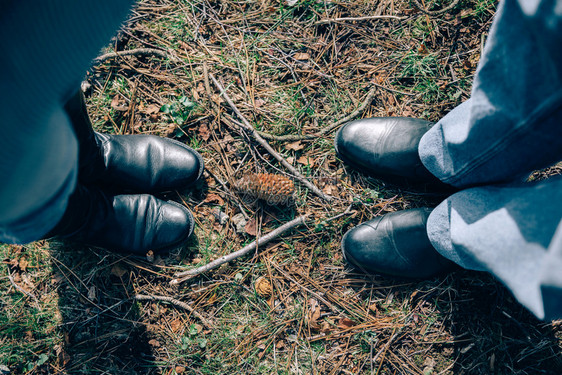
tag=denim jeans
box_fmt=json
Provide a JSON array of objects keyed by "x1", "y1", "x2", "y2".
[
  {"x1": 419, "y1": 0, "x2": 562, "y2": 320},
  {"x1": 0, "y1": 1, "x2": 133, "y2": 243}
]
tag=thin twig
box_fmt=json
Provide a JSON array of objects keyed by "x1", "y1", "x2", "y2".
[
  {"x1": 411, "y1": 0, "x2": 461, "y2": 16},
  {"x1": 314, "y1": 15, "x2": 406, "y2": 25},
  {"x1": 373, "y1": 327, "x2": 404, "y2": 370},
  {"x1": 203, "y1": 61, "x2": 213, "y2": 101},
  {"x1": 94, "y1": 47, "x2": 180, "y2": 64},
  {"x1": 371, "y1": 82, "x2": 416, "y2": 97},
  {"x1": 135, "y1": 294, "x2": 213, "y2": 329},
  {"x1": 209, "y1": 73, "x2": 332, "y2": 201},
  {"x1": 171, "y1": 215, "x2": 309, "y2": 284},
  {"x1": 256, "y1": 86, "x2": 377, "y2": 142},
  {"x1": 8, "y1": 275, "x2": 39, "y2": 303}
]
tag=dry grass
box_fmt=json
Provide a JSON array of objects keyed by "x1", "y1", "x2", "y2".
[{"x1": 1, "y1": 0, "x2": 562, "y2": 374}]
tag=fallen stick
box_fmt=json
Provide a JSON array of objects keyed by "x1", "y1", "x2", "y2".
[
  {"x1": 170, "y1": 215, "x2": 309, "y2": 284},
  {"x1": 411, "y1": 0, "x2": 461, "y2": 16},
  {"x1": 314, "y1": 15, "x2": 406, "y2": 25},
  {"x1": 95, "y1": 47, "x2": 180, "y2": 64},
  {"x1": 209, "y1": 74, "x2": 332, "y2": 201},
  {"x1": 135, "y1": 294, "x2": 213, "y2": 329},
  {"x1": 8, "y1": 275, "x2": 39, "y2": 305}
]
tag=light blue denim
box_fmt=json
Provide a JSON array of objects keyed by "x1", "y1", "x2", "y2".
[
  {"x1": 0, "y1": 1, "x2": 134, "y2": 243},
  {"x1": 419, "y1": 0, "x2": 562, "y2": 320}
]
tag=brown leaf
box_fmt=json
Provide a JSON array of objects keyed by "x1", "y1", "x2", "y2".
[
  {"x1": 203, "y1": 193, "x2": 225, "y2": 206},
  {"x1": 148, "y1": 339, "x2": 161, "y2": 347},
  {"x1": 308, "y1": 298, "x2": 321, "y2": 329},
  {"x1": 417, "y1": 44, "x2": 429, "y2": 55},
  {"x1": 170, "y1": 318, "x2": 183, "y2": 333},
  {"x1": 245, "y1": 217, "x2": 258, "y2": 236},
  {"x1": 296, "y1": 155, "x2": 315, "y2": 166},
  {"x1": 320, "y1": 320, "x2": 333, "y2": 333},
  {"x1": 111, "y1": 264, "x2": 127, "y2": 278},
  {"x1": 322, "y1": 184, "x2": 336, "y2": 195},
  {"x1": 87, "y1": 286, "x2": 97, "y2": 301},
  {"x1": 294, "y1": 52, "x2": 310, "y2": 60},
  {"x1": 18, "y1": 258, "x2": 28, "y2": 272},
  {"x1": 145, "y1": 104, "x2": 160, "y2": 114},
  {"x1": 285, "y1": 141, "x2": 305, "y2": 151},
  {"x1": 192, "y1": 323, "x2": 204, "y2": 334},
  {"x1": 198, "y1": 123, "x2": 211, "y2": 141},
  {"x1": 110, "y1": 95, "x2": 128, "y2": 111},
  {"x1": 337, "y1": 317, "x2": 355, "y2": 330}
]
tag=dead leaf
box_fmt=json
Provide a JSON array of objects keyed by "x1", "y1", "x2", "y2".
[
  {"x1": 170, "y1": 318, "x2": 183, "y2": 333},
  {"x1": 320, "y1": 320, "x2": 333, "y2": 333},
  {"x1": 337, "y1": 317, "x2": 355, "y2": 330},
  {"x1": 18, "y1": 258, "x2": 28, "y2": 272},
  {"x1": 294, "y1": 52, "x2": 310, "y2": 60},
  {"x1": 296, "y1": 155, "x2": 315, "y2": 166},
  {"x1": 285, "y1": 141, "x2": 305, "y2": 151},
  {"x1": 111, "y1": 264, "x2": 127, "y2": 278},
  {"x1": 110, "y1": 95, "x2": 128, "y2": 111},
  {"x1": 322, "y1": 184, "x2": 336, "y2": 195},
  {"x1": 417, "y1": 44, "x2": 429, "y2": 55},
  {"x1": 211, "y1": 94, "x2": 223, "y2": 104},
  {"x1": 148, "y1": 339, "x2": 161, "y2": 347},
  {"x1": 308, "y1": 298, "x2": 321, "y2": 329},
  {"x1": 245, "y1": 217, "x2": 258, "y2": 236},
  {"x1": 87, "y1": 286, "x2": 97, "y2": 301},
  {"x1": 192, "y1": 323, "x2": 204, "y2": 334},
  {"x1": 198, "y1": 123, "x2": 211, "y2": 141},
  {"x1": 203, "y1": 193, "x2": 225, "y2": 206},
  {"x1": 145, "y1": 104, "x2": 160, "y2": 114}
]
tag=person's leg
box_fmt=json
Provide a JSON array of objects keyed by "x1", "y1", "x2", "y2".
[
  {"x1": 418, "y1": 0, "x2": 562, "y2": 320},
  {"x1": 338, "y1": 0, "x2": 562, "y2": 297},
  {"x1": 0, "y1": 1, "x2": 134, "y2": 243},
  {"x1": 428, "y1": 177, "x2": 562, "y2": 320},
  {"x1": 419, "y1": 0, "x2": 562, "y2": 188}
]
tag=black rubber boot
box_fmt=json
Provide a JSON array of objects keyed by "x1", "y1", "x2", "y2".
[
  {"x1": 45, "y1": 184, "x2": 194, "y2": 254},
  {"x1": 341, "y1": 208, "x2": 455, "y2": 278},
  {"x1": 64, "y1": 90, "x2": 204, "y2": 193}
]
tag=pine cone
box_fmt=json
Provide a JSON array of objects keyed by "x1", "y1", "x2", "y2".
[
  {"x1": 255, "y1": 276, "x2": 273, "y2": 297},
  {"x1": 234, "y1": 173, "x2": 294, "y2": 205}
]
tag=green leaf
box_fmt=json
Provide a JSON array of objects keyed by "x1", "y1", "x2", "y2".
[
  {"x1": 174, "y1": 115, "x2": 185, "y2": 125},
  {"x1": 179, "y1": 96, "x2": 195, "y2": 109},
  {"x1": 37, "y1": 354, "x2": 48, "y2": 366},
  {"x1": 198, "y1": 338, "x2": 207, "y2": 349},
  {"x1": 160, "y1": 104, "x2": 172, "y2": 114},
  {"x1": 189, "y1": 324, "x2": 199, "y2": 336}
]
